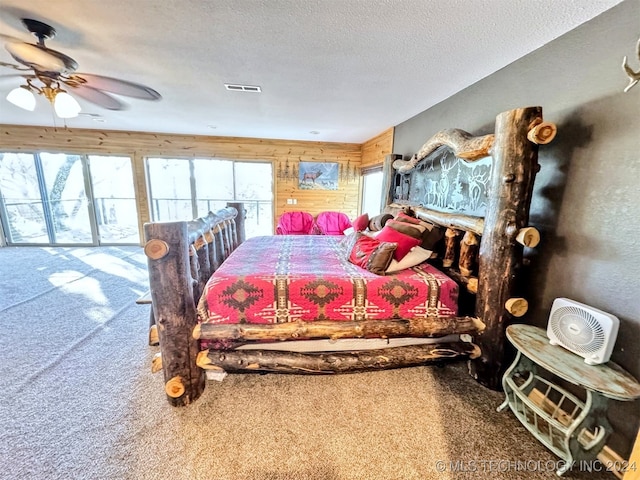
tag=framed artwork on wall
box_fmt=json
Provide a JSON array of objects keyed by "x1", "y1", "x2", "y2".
[{"x1": 298, "y1": 162, "x2": 339, "y2": 190}]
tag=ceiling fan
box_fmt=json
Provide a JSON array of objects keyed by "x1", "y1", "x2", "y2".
[{"x1": 1, "y1": 18, "x2": 161, "y2": 118}]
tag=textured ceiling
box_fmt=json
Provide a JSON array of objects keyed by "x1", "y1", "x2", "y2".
[{"x1": 0, "y1": 0, "x2": 624, "y2": 143}]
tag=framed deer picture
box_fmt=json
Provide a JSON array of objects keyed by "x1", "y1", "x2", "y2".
[{"x1": 298, "y1": 162, "x2": 339, "y2": 190}]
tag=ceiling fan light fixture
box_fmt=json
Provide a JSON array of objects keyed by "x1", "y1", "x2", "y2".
[
  {"x1": 6, "y1": 86, "x2": 36, "y2": 111},
  {"x1": 2, "y1": 19, "x2": 161, "y2": 124},
  {"x1": 53, "y1": 91, "x2": 81, "y2": 118}
]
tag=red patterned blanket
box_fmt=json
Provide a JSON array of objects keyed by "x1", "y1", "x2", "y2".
[{"x1": 199, "y1": 235, "x2": 458, "y2": 325}]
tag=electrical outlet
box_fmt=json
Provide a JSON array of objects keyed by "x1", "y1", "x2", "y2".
[
  {"x1": 287, "y1": 199, "x2": 293, "y2": 204},
  {"x1": 293, "y1": 199, "x2": 297, "y2": 204}
]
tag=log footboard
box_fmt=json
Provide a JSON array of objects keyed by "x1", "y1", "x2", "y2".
[{"x1": 144, "y1": 202, "x2": 244, "y2": 406}]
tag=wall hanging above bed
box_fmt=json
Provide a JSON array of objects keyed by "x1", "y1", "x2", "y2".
[{"x1": 391, "y1": 146, "x2": 492, "y2": 217}]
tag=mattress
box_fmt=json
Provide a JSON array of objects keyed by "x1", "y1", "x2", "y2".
[{"x1": 198, "y1": 235, "x2": 458, "y2": 325}]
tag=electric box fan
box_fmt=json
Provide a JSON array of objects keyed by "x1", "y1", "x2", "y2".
[{"x1": 547, "y1": 298, "x2": 619, "y2": 365}]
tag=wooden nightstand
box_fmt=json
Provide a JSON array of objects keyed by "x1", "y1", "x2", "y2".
[{"x1": 498, "y1": 324, "x2": 640, "y2": 476}]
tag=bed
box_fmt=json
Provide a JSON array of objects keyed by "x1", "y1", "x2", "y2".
[{"x1": 143, "y1": 106, "x2": 557, "y2": 406}]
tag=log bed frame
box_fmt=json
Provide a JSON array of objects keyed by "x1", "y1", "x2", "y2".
[{"x1": 143, "y1": 106, "x2": 556, "y2": 407}]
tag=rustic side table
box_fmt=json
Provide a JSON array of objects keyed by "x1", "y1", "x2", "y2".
[{"x1": 498, "y1": 324, "x2": 640, "y2": 476}]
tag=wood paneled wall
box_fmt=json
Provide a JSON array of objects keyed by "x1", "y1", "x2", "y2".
[
  {"x1": 361, "y1": 127, "x2": 394, "y2": 168},
  {"x1": 0, "y1": 125, "x2": 364, "y2": 238}
]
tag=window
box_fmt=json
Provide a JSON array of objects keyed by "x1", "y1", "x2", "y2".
[
  {"x1": 361, "y1": 169, "x2": 383, "y2": 217},
  {"x1": 146, "y1": 158, "x2": 273, "y2": 238}
]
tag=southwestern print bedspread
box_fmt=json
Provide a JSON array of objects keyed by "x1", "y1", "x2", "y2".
[{"x1": 198, "y1": 235, "x2": 458, "y2": 325}]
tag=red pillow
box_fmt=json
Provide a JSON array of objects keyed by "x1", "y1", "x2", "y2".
[
  {"x1": 375, "y1": 226, "x2": 421, "y2": 260},
  {"x1": 348, "y1": 234, "x2": 396, "y2": 275},
  {"x1": 352, "y1": 213, "x2": 370, "y2": 232}
]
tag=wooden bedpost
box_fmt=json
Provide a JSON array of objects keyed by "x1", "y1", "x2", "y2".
[
  {"x1": 144, "y1": 221, "x2": 205, "y2": 406},
  {"x1": 381, "y1": 154, "x2": 400, "y2": 210},
  {"x1": 469, "y1": 106, "x2": 543, "y2": 390},
  {"x1": 227, "y1": 202, "x2": 246, "y2": 245}
]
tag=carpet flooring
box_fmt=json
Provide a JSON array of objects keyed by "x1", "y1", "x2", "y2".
[{"x1": 0, "y1": 246, "x2": 613, "y2": 479}]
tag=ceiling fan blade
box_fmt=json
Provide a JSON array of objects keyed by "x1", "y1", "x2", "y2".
[
  {"x1": 0, "y1": 33, "x2": 24, "y2": 43},
  {"x1": 0, "y1": 73, "x2": 34, "y2": 82},
  {"x1": 67, "y1": 84, "x2": 126, "y2": 110},
  {"x1": 0, "y1": 61, "x2": 31, "y2": 72},
  {"x1": 68, "y1": 73, "x2": 161, "y2": 100},
  {"x1": 5, "y1": 42, "x2": 78, "y2": 74}
]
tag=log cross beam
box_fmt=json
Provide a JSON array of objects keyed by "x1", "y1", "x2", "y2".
[
  {"x1": 194, "y1": 316, "x2": 486, "y2": 342},
  {"x1": 197, "y1": 342, "x2": 482, "y2": 374}
]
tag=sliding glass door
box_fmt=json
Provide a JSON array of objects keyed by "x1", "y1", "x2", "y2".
[
  {"x1": 0, "y1": 153, "x2": 48, "y2": 244},
  {"x1": 193, "y1": 159, "x2": 235, "y2": 215},
  {"x1": 88, "y1": 156, "x2": 140, "y2": 244},
  {"x1": 233, "y1": 162, "x2": 273, "y2": 238},
  {"x1": 146, "y1": 158, "x2": 193, "y2": 220},
  {"x1": 147, "y1": 157, "x2": 273, "y2": 237},
  {"x1": 40, "y1": 153, "x2": 94, "y2": 244},
  {"x1": 0, "y1": 152, "x2": 140, "y2": 246}
]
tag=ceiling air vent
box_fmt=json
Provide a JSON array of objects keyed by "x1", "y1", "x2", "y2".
[{"x1": 224, "y1": 84, "x2": 261, "y2": 93}]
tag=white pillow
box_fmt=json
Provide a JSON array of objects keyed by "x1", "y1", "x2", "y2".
[
  {"x1": 385, "y1": 246, "x2": 432, "y2": 273},
  {"x1": 342, "y1": 226, "x2": 355, "y2": 236}
]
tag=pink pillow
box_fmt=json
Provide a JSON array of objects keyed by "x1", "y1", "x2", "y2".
[
  {"x1": 352, "y1": 213, "x2": 370, "y2": 232},
  {"x1": 375, "y1": 226, "x2": 421, "y2": 260}
]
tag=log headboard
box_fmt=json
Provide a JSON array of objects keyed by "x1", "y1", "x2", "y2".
[{"x1": 382, "y1": 107, "x2": 556, "y2": 388}]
